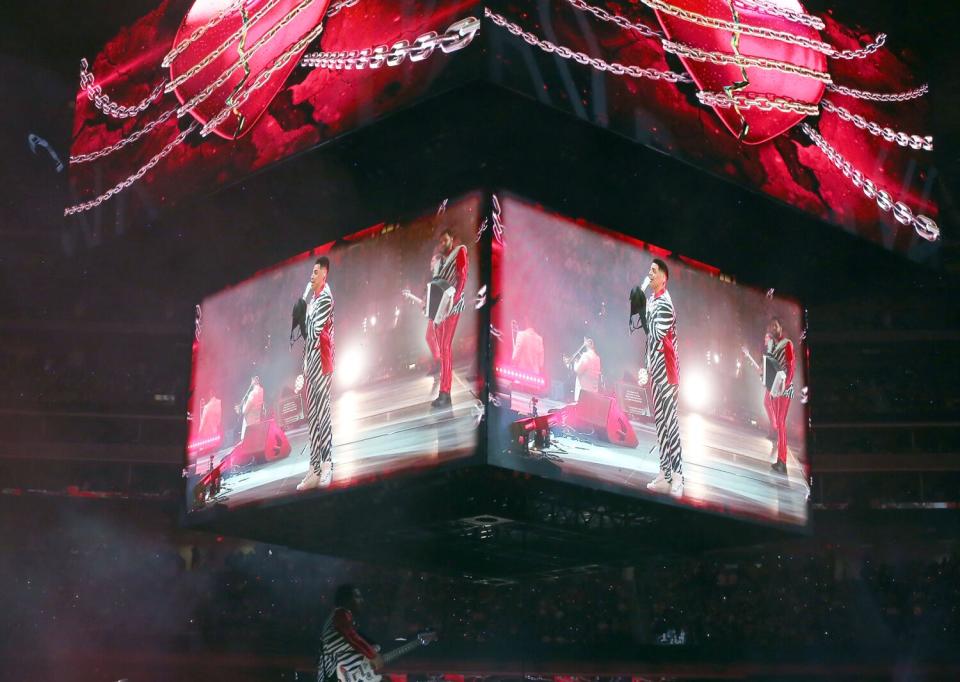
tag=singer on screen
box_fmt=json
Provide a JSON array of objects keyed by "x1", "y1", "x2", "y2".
[
  {"x1": 642, "y1": 258, "x2": 684, "y2": 498},
  {"x1": 297, "y1": 257, "x2": 335, "y2": 491}
]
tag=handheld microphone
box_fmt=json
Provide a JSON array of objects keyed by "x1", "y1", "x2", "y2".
[{"x1": 629, "y1": 277, "x2": 652, "y2": 334}]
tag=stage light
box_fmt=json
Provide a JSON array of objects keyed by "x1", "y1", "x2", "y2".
[
  {"x1": 713, "y1": 353, "x2": 720, "y2": 365},
  {"x1": 683, "y1": 370, "x2": 712, "y2": 411},
  {"x1": 338, "y1": 345, "x2": 366, "y2": 387},
  {"x1": 370, "y1": 315, "x2": 377, "y2": 327}
]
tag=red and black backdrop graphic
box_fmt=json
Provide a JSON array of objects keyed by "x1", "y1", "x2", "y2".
[
  {"x1": 68, "y1": 0, "x2": 480, "y2": 218},
  {"x1": 70, "y1": 1, "x2": 938, "y2": 259},
  {"x1": 485, "y1": 0, "x2": 938, "y2": 258}
]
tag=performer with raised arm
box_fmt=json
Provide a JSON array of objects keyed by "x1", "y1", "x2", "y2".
[
  {"x1": 563, "y1": 337, "x2": 601, "y2": 401},
  {"x1": 642, "y1": 258, "x2": 684, "y2": 497},
  {"x1": 763, "y1": 317, "x2": 795, "y2": 475},
  {"x1": 297, "y1": 257, "x2": 335, "y2": 491},
  {"x1": 430, "y1": 228, "x2": 468, "y2": 409},
  {"x1": 235, "y1": 375, "x2": 263, "y2": 440}
]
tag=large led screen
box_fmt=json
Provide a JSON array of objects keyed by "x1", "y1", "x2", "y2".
[
  {"x1": 486, "y1": 0, "x2": 940, "y2": 259},
  {"x1": 67, "y1": 0, "x2": 481, "y2": 221},
  {"x1": 490, "y1": 195, "x2": 810, "y2": 527},
  {"x1": 186, "y1": 193, "x2": 482, "y2": 510}
]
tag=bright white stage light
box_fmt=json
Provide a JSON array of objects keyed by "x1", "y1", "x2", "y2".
[
  {"x1": 683, "y1": 369, "x2": 712, "y2": 411},
  {"x1": 370, "y1": 315, "x2": 377, "y2": 327},
  {"x1": 337, "y1": 345, "x2": 366, "y2": 388},
  {"x1": 713, "y1": 352, "x2": 720, "y2": 365}
]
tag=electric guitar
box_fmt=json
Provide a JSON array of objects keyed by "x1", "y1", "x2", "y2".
[
  {"x1": 740, "y1": 345, "x2": 762, "y2": 372},
  {"x1": 400, "y1": 288, "x2": 425, "y2": 308},
  {"x1": 336, "y1": 631, "x2": 438, "y2": 682},
  {"x1": 402, "y1": 278, "x2": 454, "y2": 324},
  {"x1": 741, "y1": 346, "x2": 785, "y2": 396}
]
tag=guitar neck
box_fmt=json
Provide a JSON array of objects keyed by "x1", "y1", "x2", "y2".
[{"x1": 382, "y1": 639, "x2": 422, "y2": 665}]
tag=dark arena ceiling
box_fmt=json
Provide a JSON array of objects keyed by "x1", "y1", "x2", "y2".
[{"x1": 1, "y1": 3, "x2": 960, "y2": 680}]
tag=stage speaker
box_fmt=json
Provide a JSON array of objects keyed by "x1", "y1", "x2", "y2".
[
  {"x1": 572, "y1": 390, "x2": 639, "y2": 448},
  {"x1": 228, "y1": 419, "x2": 292, "y2": 468},
  {"x1": 615, "y1": 380, "x2": 653, "y2": 422}
]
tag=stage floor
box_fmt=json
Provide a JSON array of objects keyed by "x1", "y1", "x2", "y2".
[
  {"x1": 189, "y1": 369, "x2": 481, "y2": 509},
  {"x1": 492, "y1": 392, "x2": 810, "y2": 527}
]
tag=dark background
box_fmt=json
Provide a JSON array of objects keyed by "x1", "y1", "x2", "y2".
[{"x1": 1, "y1": 1, "x2": 959, "y2": 679}]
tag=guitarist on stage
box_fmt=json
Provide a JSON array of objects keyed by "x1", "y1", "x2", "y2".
[
  {"x1": 760, "y1": 317, "x2": 795, "y2": 475},
  {"x1": 318, "y1": 584, "x2": 383, "y2": 682},
  {"x1": 430, "y1": 228, "x2": 468, "y2": 410}
]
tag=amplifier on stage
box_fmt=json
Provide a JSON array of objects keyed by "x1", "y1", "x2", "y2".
[
  {"x1": 615, "y1": 381, "x2": 653, "y2": 422},
  {"x1": 278, "y1": 388, "x2": 306, "y2": 428}
]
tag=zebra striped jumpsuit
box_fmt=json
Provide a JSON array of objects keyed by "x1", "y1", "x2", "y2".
[
  {"x1": 317, "y1": 607, "x2": 376, "y2": 682},
  {"x1": 646, "y1": 287, "x2": 683, "y2": 482},
  {"x1": 303, "y1": 282, "x2": 334, "y2": 475}
]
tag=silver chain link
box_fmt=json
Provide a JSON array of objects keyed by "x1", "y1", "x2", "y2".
[
  {"x1": 162, "y1": 0, "x2": 243, "y2": 67},
  {"x1": 323, "y1": 0, "x2": 360, "y2": 19},
  {"x1": 575, "y1": 0, "x2": 879, "y2": 61},
  {"x1": 177, "y1": 0, "x2": 319, "y2": 125},
  {"x1": 484, "y1": 8, "x2": 692, "y2": 84},
  {"x1": 301, "y1": 16, "x2": 480, "y2": 69},
  {"x1": 79, "y1": 58, "x2": 166, "y2": 119},
  {"x1": 697, "y1": 90, "x2": 819, "y2": 116},
  {"x1": 643, "y1": 0, "x2": 835, "y2": 55},
  {"x1": 562, "y1": 0, "x2": 662, "y2": 39},
  {"x1": 829, "y1": 33, "x2": 886, "y2": 60},
  {"x1": 163, "y1": 0, "x2": 358, "y2": 68},
  {"x1": 800, "y1": 123, "x2": 939, "y2": 242},
  {"x1": 85, "y1": 0, "x2": 361, "y2": 119},
  {"x1": 827, "y1": 82, "x2": 928, "y2": 102},
  {"x1": 491, "y1": 193, "x2": 504, "y2": 243},
  {"x1": 165, "y1": 0, "x2": 286, "y2": 94},
  {"x1": 200, "y1": 18, "x2": 329, "y2": 135},
  {"x1": 70, "y1": 106, "x2": 178, "y2": 164},
  {"x1": 663, "y1": 39, "x2": 832, "y2": 83},
  {"x1": 69, "y1": 0, "x2": 369, "y2": 214},
  {"x1": 65, "y1": 122, "x2": 199, "y2": 216},
  {"x1": 820, "y1": 99, "x2": 933, "y2": 151},
  {"x1": 733, "y1": 0, "x2": 824, "y2": 30}
]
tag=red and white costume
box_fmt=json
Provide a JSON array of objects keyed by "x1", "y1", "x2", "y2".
[
  {"x1": 646, "y1": 287, "x2": 682, "y2": 482},
  {"x1": 432, "y1": 243, "x2": 468, "y2": 395},
  {"x1": 318, "y1": 607, "x2": 377, "y2": 681},
  {"x1": 763, "y1": 335, "x2": 794, "y2": 467},
  {"x1": 573, "y1": 347, "x2": 601, "y2": 400},
  {"x1": 239, "y1": 383, "x2": 263, "y2": 440}
]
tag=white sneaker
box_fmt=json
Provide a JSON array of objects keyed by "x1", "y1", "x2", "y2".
[
  {"x1": 647, "y1": 473, "x2": 671, "y2": 494},
  {"x1": 669, "y1": 475, "x2": 684, "y2": 498},
  {"x1": 296, "y1": 468, "x2": 321, "y2": 491},
  {"x1": 769, "y1": 440, "x2": 779, "y2": 464},
  {"x1": 319, "y1": 461, "x2": 333, "y2": 487}
]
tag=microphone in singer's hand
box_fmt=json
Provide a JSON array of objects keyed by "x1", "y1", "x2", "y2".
[{"x1": 629, "y1": 277, "x2": 651, "y2": 333}]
